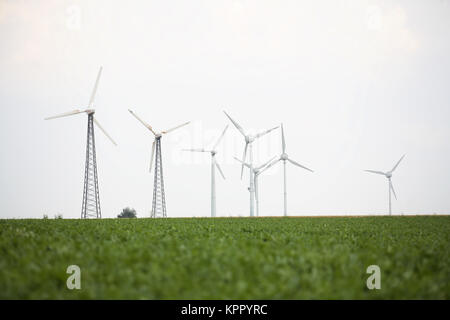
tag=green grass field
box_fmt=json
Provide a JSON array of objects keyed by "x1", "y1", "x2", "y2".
[{"x1": 0, "y1": 216, "x2": 448, "y2": 299}]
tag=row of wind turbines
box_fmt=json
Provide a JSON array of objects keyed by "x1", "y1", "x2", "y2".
[{"x1": 45, "y1": 67, "x2": 406, "y2": 218}]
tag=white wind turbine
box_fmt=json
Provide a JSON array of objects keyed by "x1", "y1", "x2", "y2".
[
  {"x1": 234, "y1": 156, "x2": 276, "y2": 217},
  {"x1": 128, "y1": 109, "x2": 190, "y2": 217},
  {"x1": 183, "y1": 125, "x2": 229, "y2": 217},
  {"x1": 260, "y1": 124, "x2": 313, "y2": 216},
  {"x1": 45, "y1": 66, "x2": 116, "y2": 219},
  {"x1": 223, "y1": 111, "x2": 278, "y2": 217},
  {"x1": 365, "y1": 155, "x2": 405, "y2": 215}
]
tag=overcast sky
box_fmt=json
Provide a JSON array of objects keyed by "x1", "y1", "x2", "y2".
[{"x1": 0, "y1": 0, "x2": 449, "y2": 219}]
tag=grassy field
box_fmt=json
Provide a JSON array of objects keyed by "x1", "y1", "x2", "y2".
[{"x1": 0, "y1": 216, "x2": 448, "y2": 299}]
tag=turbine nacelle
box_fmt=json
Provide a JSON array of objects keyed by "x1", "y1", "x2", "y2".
[
  {"x1": 280, "y1": 153, "x2": 289, "y2": 161},
  {"x1": 385, "y1": 172, "x2": 392, "y2": 179},
  {"x1": 245, "y1": 135, "x2": 256, "y2": 144}
]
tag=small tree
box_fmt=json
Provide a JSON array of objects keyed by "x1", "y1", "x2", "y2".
[{"x1": 118, "y1": 207, "x2": 137, "y2": 218}]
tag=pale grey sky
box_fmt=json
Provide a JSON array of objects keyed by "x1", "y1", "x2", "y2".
[{"x1": 0, "y1": 0, "x2": 449, "y2": 218}]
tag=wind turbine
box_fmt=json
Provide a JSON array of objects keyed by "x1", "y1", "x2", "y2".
[
  {"x1": 45, "y1": 66, "x2": 116, "y2": 219},
  {"x1": 128, "y1": 109, "x2": 190, "y2": 218},
  {"x1": 260, "y1": 124, "x2": 313, "y2": 216},
  {"x1": 223, "y1": 111, "x2": 278, "y2": 217},
  {"x1": 234, "y1": 156, "x2": 276, "y2": 217},
  {"x1": 365, "y1": 155, "x2": 405, "y2": 215},
  {"x1": 183, "y1": 125, "x2": 229, "y2": 217}
]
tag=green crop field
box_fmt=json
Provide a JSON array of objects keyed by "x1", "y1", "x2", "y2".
[{"x1": 0, "y1": 216, "x2": 448, "y2": 299}]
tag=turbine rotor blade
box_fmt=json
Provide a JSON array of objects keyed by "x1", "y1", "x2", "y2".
[
  {"x1": 215, "y1": 161, "x2": 226, "y2": 180},
  {"x1": 44, "y1": 109, "x2": 84, "y2": 120},
  {"x1": 256, "y1": 156, "x2": 277, "y2": 171},
  {"x1": 365, "y1": 170, "x2": 386, "y2": 176},
  {"x1": 182, "y1": 148, "x2": 208, "y2": 152},
  {"x1": 162, "y1": 121, "x2": 190, "y2": 134},
  {"x1": 254, "y1": 126, "x2": 279, "y2": 140},
  {"x1": 391, "y1": 154, "x2": 405, "y2": 173},
  {"x1": 287, "y1": 158, "x2": 314, "y2": 172},
  {"x1": 223, "y1": 111, "x2": 246, "y2": 137},
  {"x1": 281, "y1": 123, "x2": 286, "y2": 153},
  {"x1": 233, "y1": 156, "x2": 250, "y2": 168},
  {"x1": 240, "y1": 143, "x2": 248, "y2": 179},
  {"x1": 258, "y1": 158, "x2": 281, "y2": 175},
  {"x1": 88, "y1": 66, "x2": 103, "y2": 108},
  {"x1": 212, "y1": 125, "x2": 229, "y2": 150},
  {"x1": 390, "y1": 180, "x2": 398, "y2": 200},
  {"x1": 150, "y1": 140, "x2": 156, "y2": 172},
  {"x1": 93, "y1": 117, "x2": 117, "y2": 146},
  {"x1": 128, "y1": 109, "x2": 156, "y2": 135}
]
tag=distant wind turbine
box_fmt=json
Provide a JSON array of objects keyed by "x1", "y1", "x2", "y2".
[
  {"x1": 223, "y1": 111, "x2": 278, "y2": 217},
  {"x1": 260, "y1": 124, "x2": 313, "y2": 216},
  {"x1": 183, "y1": 125, "x2": 229, "y2": 217},
  {"x1": 234, "y1": 156, "x2": 276, "y2": 217},
  {"x1": 45, "y1": 66, "x2": 116, "y2": 219},
  {"x1": 129, "y1": 109, "x2": 190, "y2": 217},
  {"x1": 365, "y1": 155, "x2": 405, "y2": 215}
]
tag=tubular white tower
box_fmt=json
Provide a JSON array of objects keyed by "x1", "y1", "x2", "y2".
[
  {"x1": 365, "y1": 155, "x2": 405, "y2": 215},
  {"x1": 248, "y1": 143, "x2": 255, "y2": 217},
  {"x1": 260, "y1": 123, "x2": 313, "y2": 216},
  {"x1": 129, "y1": 109, "x2": 190, "y2": 217},
  {"x1": 183, "y1": 125, "x2": 228, "y2": 217},
  {"x1": 223, "y1": 111, "x2": 278, "y2": 217},
  {"x1": 234, "y1": 156, "x2": 276, "y2": 217},
  {"x1": 45, "y1": 67, "x2": 117, "y2": 219}
]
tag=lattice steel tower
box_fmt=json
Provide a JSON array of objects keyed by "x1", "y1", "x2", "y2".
[
  {"x1": 151, "y1": 137, "x2": 167, "y2": 217},
  {"x1": 44, "y1": 67, "x2": 117, "y2": 219},
  {"x1": 81, "y1": 112, "x2": 102, "y2": 218},
  {"x1": 128, "y1": 109, "x2": 190, "y2": 218}
]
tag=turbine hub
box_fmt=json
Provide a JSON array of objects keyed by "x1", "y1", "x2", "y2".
[
  {"x1": 86, "y1": 109, "x2": 95, "y2": 115},
  {"x1": 386, "y1": 172, "x2": 392, "y2": 178},
  {"x1": 211, "y1": 150, "x2": 217, "y2": 156},
  {"x1": 281, "y1": 153, "x2": 288, "y2": 160}
]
